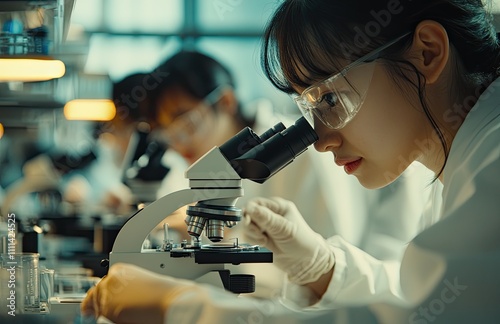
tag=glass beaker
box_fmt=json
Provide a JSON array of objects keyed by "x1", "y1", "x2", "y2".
[
  {"x1": 0, "y1": 253, "x2": 40, "y2": 314},
  {"x1": 40, "y1": 267, "x2": 55, "y2": 303}
]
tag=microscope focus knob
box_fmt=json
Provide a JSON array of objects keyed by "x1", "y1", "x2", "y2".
[
  {"x1": 229, "y1": 274, "x2": 255, "y2": 294},
  {"x1": 100, "y1": 259, "x2": 109, "y2": 268}
]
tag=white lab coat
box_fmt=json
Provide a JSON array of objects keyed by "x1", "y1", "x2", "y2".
[{"x1": 155, "y1": 149, "x2": 190, "y2": 198}]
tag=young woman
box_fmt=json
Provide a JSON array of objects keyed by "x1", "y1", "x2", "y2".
[
  {"x1": 80, "y1": 0, "x2": 500, "y2": 320},
  {"x1": 153, "y1": 50, "x2": 434, "y2": 298},
  {"x1": 243, "y1": 0, "x2": 500, "y2": 322}
]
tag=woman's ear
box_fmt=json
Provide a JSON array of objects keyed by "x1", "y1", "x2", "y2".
[
  {"x1": 216, "y1": 88, "x2": 239, "y2": 115},
  {"x1": 406, "y1": 20, "x2": 450, "y2": 84}
]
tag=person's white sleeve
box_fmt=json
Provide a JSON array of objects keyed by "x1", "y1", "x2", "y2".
[
  {"x1": 282, "y1": 235, "x2": 412, "y2": 310},
  {"x1": 165, "y1": 284, "x2": 337, "y2": 323},
  {"x1": 397, "y1": 133, "x2": 500, "y2": 322}
]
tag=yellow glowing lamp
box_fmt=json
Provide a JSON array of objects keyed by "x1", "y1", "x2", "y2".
[
  {"x1": 64, "y1": 99, "x2": 116, "y2": 121},
  {"x1": 0, "y1": 58, "x2": 66, "y2": 82},
  {"x1": 0, "y1": 123, "x2": 4, "y2": 139}
]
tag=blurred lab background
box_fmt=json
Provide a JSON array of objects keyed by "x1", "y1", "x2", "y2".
[{"x1": 0, "y1": 0, "x2": 294, "y2": 280}]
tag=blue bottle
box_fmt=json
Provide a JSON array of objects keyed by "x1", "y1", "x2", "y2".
[
  {"x1": 2, "y1": 19, "x2": 25, "y2": 54},
  {"x1": 2, "y1": 19, "x2": 24, "y2": 34}
]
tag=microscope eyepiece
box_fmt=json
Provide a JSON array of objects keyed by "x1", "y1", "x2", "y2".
[
  {"x1": 228, "y1": 117, "x2": 318, "y2": 183},
  {"x1": 258, "y1": 122, "x2": 287, "y2": 142},
  {"x1": 219, "y1": 122, "x2": 285, "y2": 161}
]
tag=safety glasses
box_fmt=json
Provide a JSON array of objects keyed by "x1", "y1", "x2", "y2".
[
  {"x1": 293, "y1": 33, "x2": 411, "y2": 129},
  {"x1": 161, "y1": 86, "x2": 226, "y2": 145}
]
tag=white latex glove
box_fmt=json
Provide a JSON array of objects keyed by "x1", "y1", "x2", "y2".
[
  {"x1": 81, "y1": 263, "x2": 199, "y2": 324},
  {"x1": 243, "y1": 197, "x2": 335, "y2": 286}
]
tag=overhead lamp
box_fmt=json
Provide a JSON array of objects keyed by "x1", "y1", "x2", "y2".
[
  {"x1": 64, "y1": 99, "x2": 116, "y2": 121},
  {"x1": 0, "y1": 58, "x2": 66, "y2": 82}
]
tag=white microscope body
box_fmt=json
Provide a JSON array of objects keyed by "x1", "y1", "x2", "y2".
[
  {"x1": 109, "y1": 147, "x2": 268, "y2": 292},
  {"x1": 108, "y1": 117, "x2": 318, "y2": 293}
]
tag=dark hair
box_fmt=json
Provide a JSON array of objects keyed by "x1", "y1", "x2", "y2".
[
  {"x1": 262, "y1": 0, "x2": 500, "y2": 179},
  {"x1": 112, "y1": 72, "x2": 154, "y2": 123},
  {"x1": 152, "y1": 51, "x2": 254, "y2": 127}
]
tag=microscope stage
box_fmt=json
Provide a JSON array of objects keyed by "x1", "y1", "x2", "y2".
[{"x1": 170, "y1": 244, "x2": 273, "y2": 265}]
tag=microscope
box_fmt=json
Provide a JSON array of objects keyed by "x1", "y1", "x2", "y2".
[{"x1": 108, "y1": 116, "x2": 318, "y2": 294}]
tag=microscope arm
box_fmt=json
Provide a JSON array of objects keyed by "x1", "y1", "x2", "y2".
[{"x1": 111, "y1": 187, "x2": 244, "y2": 253}]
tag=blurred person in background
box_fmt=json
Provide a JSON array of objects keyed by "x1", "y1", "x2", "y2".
[
  {"x1": 84, "y1": 72, "x2": 186, "y2": 217},
  {"x1": 83, "y1": 72, "x2": 190, "y2": 247},
  {"x1": 83, "y1": 72, "x2": 155, "y2": 215}
]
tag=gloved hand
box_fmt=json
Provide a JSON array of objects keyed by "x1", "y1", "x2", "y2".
[
  {"x1": 81, "y1": 263, "x2": 199, "y2": 324},
  {"x1": 243, "y1": 197, "x2": 335, "y2": 286}
]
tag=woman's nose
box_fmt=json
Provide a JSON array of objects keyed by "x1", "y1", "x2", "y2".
[{"x1": 313, "y1": 123, "x2": 342, "y2": 153}]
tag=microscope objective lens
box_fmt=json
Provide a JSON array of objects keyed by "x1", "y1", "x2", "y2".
[
  {"x1": 187, "y1": 216, "x2": 206, "y2": 238},
  {"x1": 206, "y1": 219, "x2": 224, "y2": 242}
]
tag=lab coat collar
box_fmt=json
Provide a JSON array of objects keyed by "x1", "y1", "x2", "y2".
[{"x1": 443, "y1": 77, "x2": 500, "y2": 186}]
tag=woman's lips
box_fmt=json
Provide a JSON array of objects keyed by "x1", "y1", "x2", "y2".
[
  {"x1": 336, "y1": 158, "x2": 362, "y2": 174},
  {"x1": 344, "y1": 158, "x2": 362, "y2": 174}
]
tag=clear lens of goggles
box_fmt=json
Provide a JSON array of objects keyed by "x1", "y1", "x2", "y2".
[
  {"x1": 162, "y1": 86, "x2": 227, "y2": 145},
  {"x1": 295, "y1": 62, "x2": 376, "y2": 129},
  {"x1": 163, "y1": 104, "x2": 210, "y2": 145}
]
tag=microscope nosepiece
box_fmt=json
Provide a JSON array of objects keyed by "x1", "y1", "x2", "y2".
[{"x1": 186, "y1": 204, "x2": 242, "y2": 241}]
